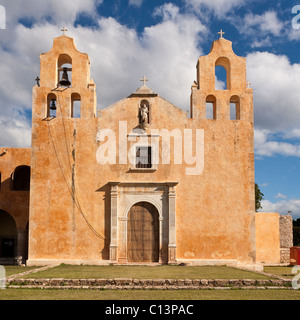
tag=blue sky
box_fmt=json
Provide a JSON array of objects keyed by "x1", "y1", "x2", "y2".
[{"x1": 0, "y1": 0, "x2": 299, "y2": 218}]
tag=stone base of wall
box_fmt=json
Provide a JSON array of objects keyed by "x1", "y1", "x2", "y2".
[
  {"x1": 177, "y1": 259, "x2": 264, "y2": 272},
  {"x1": 26, "y1": 259, "x2": 111, "y2": 266}
]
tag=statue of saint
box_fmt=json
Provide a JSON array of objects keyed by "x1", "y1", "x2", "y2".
[{"x1": 139, "y1": 101, "x2": 149, "y2": 128}]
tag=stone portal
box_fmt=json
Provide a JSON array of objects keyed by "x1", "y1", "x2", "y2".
[{"x1": 109, "y1": 182, "x2": 177, "y2": 264}]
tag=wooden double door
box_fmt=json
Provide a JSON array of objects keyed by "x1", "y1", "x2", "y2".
[{"x1": 127, "y1": 202, "x2": 159, "y2": 262}]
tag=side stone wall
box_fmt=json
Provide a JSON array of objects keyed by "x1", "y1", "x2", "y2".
[{"x1": 279, "y1": 215, "x2": 293, "y2": 264}]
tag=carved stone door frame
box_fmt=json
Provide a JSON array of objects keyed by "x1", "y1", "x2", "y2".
[{"x1": 108, "y1": 182, "x2": 178, "y2": 264}]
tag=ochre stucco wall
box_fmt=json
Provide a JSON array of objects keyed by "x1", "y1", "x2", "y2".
[{"x1": 255, "y1": 212, "x2": 280, "y2": 264}]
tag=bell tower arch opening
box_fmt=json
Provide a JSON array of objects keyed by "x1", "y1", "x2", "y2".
[
  {"x1": 57, "y1": 54, "x2": 72, "y2": 88},
  {"x1": 206, "y1": 95, "x2": 217, "y2": 119},
  {"x1": 215, "y1": 57, "x2": 231, "y2": 90},
  {"x1": 47, "y1": 93, "x2": 57, "y2": 118},
  {"x1": 230, "y1": 95, "x2": 240, "y2": 120},
  {"x1": 71, "y1": 93, "x2": 81, "y2": 118}
]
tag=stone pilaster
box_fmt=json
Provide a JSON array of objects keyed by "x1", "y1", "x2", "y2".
[
  {"x1": 118, "y1": 217, "x2": 128, "y2": 263},
  {"x1": 109, "y1": 182, "x2": 119, "y2": 263},
  {"x1": 159, "y1": 216, "x2": 163, "y2": 263},
  {"x1": 167, "y1": 183, "x2": 177, "y2": 263}
]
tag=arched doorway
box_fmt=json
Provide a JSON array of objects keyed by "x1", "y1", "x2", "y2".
[
  {"x1": 127, "y1": 202, "x2": 159, "y2": 262},
  {"x1": 0, "y1": 210, "x2": 17, "y2": 264}
]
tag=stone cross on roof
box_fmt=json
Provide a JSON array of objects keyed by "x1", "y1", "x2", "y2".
[
  {"x1": 140, "y1": 75, "x2": 149, "y2": 87},
  {"x1": 134, "y1": 75, "x2": 154, "y2": 94},
  {"x1": 218, "y1": 29, "x2": 225, "y2": 39},
  {"x1": 61, "y1": 26, "x2": 68, "y2": 35}
]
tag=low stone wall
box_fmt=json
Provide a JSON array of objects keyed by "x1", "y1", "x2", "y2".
[{"x1": 7, "y1": 278, "x2": 291, "y2": 289}]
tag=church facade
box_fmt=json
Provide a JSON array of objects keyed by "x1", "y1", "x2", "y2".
[{"x1": 0, "y1": 33, "x2": 292, "y2": 269}]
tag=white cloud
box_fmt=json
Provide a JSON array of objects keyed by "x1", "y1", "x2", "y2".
[
  {"x1": 1, "y1": 0, "x2": 102, "y2": 26},
  {"x1": 184, "y1": 0, "x2": 245, "y2": 17},
  {"x1": 0, "y1": 24, "x2": 59, "y2": 110},
  {"x1": 242, "y1": 11, "x2": 284, "y2": 37},
  {"x1": 0, "y1": 116, "x2": 31, "y2": 148},
  {"x1": 283, "y1": 129, "x2": 300, "y2": 140},
  {"x1": 249, "y1": 52, "x2": 300, "y2": 158},
  {"x1": 154, "y1": 3, "x2": 180, "y2": 20},
  {"x1": 259, "y1": 199, "x2": 300, "y2": 219},
  {"x1": 254, "y1": 130, "x2": 300, "y2": 158},
  {"x1": 247, "y1": 52, "x2": 300, "y2": 132},
  {"x1": 288, "y1": 28, "x2": 300, "y2": 41},
  {"x1": 275, "y1": 193, "x2": 287, "y2": 199},
  {"x1": 129, "y1": 0, "x2": 143, "y2": 7},
  {"x1": 250, "y1": 37, "x2": 272, "y2": 49},
  {"x1": 260, "y1": 183, "x2": 268, "y2": 187},
  {"x1": 226, "y1": 10, "x2": 289, "y2": 48}
]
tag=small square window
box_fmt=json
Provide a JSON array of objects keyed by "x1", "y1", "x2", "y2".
[{"x1": 136, "y1": 147, "x2": 152, "y2": 169}]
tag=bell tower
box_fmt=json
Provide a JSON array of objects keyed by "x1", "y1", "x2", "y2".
[
  {"x1": 189, "y1": 34, "x2": 256, "y2": 262},
  {"x1": 190, "y1": 34, "x2": 253, "y2": 123},
  {"x1": 32, "y1": 32, "x2": 96, "y2": 120},
  {"x1": 28, "y1": 32, "x2": 100, "y2": 264}
]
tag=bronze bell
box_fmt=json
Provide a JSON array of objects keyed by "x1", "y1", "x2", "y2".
[
  {"x1": 50, "y1": 99, "x2": 56, "y2": 111},
  {"x1": 59, "y1": 67, "x2": 71, "y2": 87}
]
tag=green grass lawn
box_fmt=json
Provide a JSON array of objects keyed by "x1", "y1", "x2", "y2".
[
  {"x1": 0, "y1": 288, "x2": 299, "y2": 300},
  {"x1": 264, "y1": 266, "x2": 296, "y2": 279},
  {"x1": 15, "y1": 264, "x2": 273, "y2": 280},
  {"x1": 1, "y1": 265, "x2": 299, "y2": 300},
  {"x1": 4, "y1": 266, "x2": 38, "y2": 277}
]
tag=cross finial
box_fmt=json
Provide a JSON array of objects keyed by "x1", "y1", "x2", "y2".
[
  {"x1": 61, "y1": 26, "x2": 68, "y2": 35},
  {"x1": 218, "y1": 29, "x2": 225, "y2": 39},
  {"x1": 140, "y1": 75, "x2": 148, "y2": 87},
  {"x1": 35, "y1": 76, "x2": 40, "y2": 87}
]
